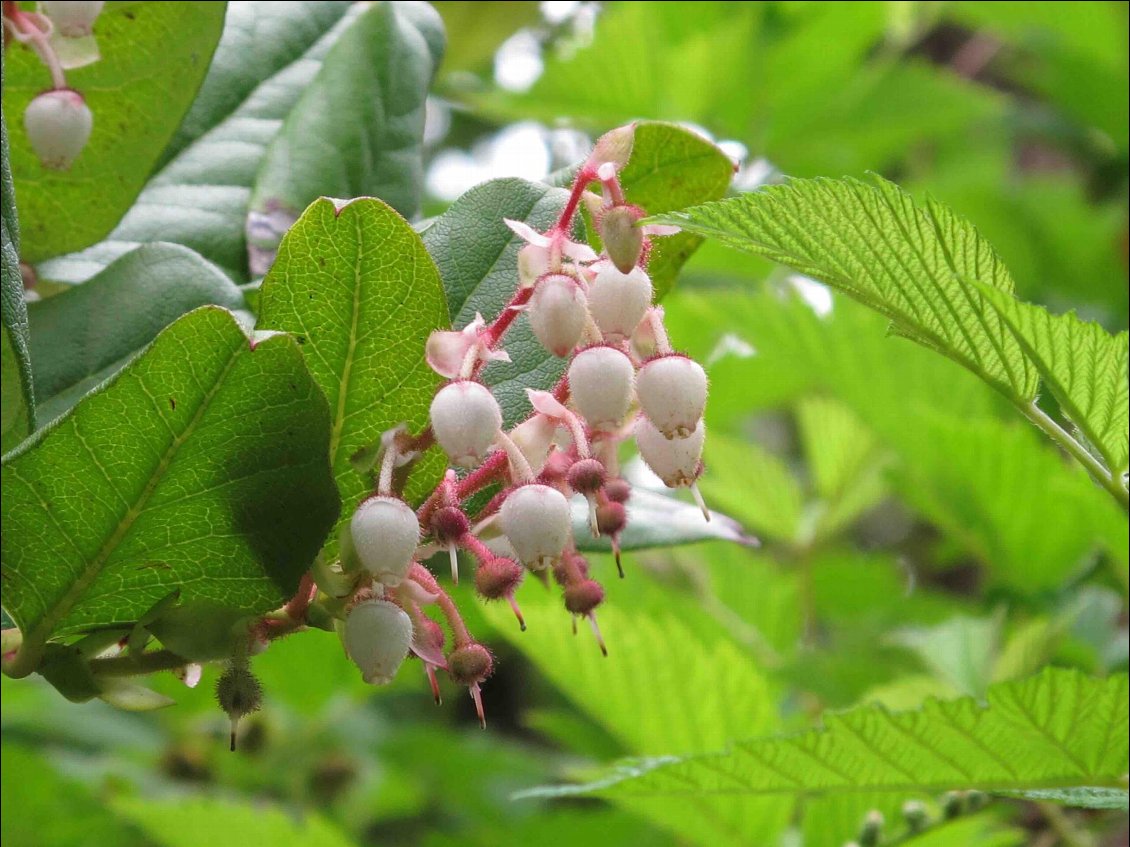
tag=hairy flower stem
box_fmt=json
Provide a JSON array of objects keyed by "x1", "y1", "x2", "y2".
[{"x1": 2, "y1": 2, "x2": 66, "y2": 89}]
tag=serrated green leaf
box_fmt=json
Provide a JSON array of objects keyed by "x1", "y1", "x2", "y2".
[
  {"x1": 3, "y1": 2, "x2": 226, "y2": 261},
  {"x1": 28, "y1": 243, "x2": 245, "y2": 425},
  {"x1": 487, "y1": 573, "x2": 791, "y2": 847},
  {"x1": 978, "y1": 285, "x2": 1129, "y2": 475},
  {"x1": 422, "y1": 177, "x2": 573, "y2": 426},
  {"x1": 247, "y1": 1, "x2": 444, "y2": 272},
  {"x1": 528, "y1": 668, "x2": 1128, "y2": 811},
  {"x1": 2, "y1": 51, "x2": 35, "y2": 454},
  {"x1": 37, "y1": 4, "x2": 364, "y2": 284},
  {"x1": 257, "y1": 197, "x2": 447, "y2": 552},
  {"x1": 0, "y1": 307, "x2": 339, "y2": 654},
  {"x1": 654, "y1": 176, "x2": 1040, "y2": 403}
]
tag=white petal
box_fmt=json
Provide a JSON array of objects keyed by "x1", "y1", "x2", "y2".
[
  {"x1": 526, "y1": 388, "x2": 571, "y2": 420},
  {"x1": 426, "y1": 329, "x2": 475, "y2": 379},
  {"x1": 561, "y1": 239, "x2": 599, "y2": 262},
  {"x1": 504, "y1": 218, "x2": 551, "y2": 247},
  {"x1": 643, "y1": 224, "x2": 681, "y2": 237}
]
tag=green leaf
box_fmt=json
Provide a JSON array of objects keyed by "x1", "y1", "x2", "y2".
[
  {"x1": 978, "y1": 285, "x2": 1129, "y2": 475},
  {"x1": 247, "y1": 1, "x2": 444, "y2": 273},
  {"x1": 487, "y1": 572, "x2": 791, "y2": 847},
  {"x1": 112, "y1": 797, "x2": 358, "y2": 847},
  {"x1": 528, "y1": 668, "x2": 1128, "y2": 810},
  {"x1": 257, "y1": 197, "x2": 447, "y2": 550},
  {"x1": 36, "y1": 4, "x2": 365, "y2": 284},
  {"x1": 422, "y1": 177, "x2": 574, "y2": 426},
  {"x1": 28, "y1": 243, "x2": 246, "y2": 425},
  {"x1": 0, "y1": 307, "x2": 339, "y2": 656},
  {"x1": 653, "y1": 176, "x2": 1040, "y2": 403},
  {"x1": 602, "y1": 122, "x2": 733, "y2": 298},
  {"x1": 3, "y1": 2, "x2": 226, "y2": 261},
  {"x1": 2, "y1": 52, "x2": 35, "y2": 454}
]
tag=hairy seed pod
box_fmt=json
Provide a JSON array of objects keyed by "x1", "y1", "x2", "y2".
[
  {"x1": 350, "y1": 496, "x2": 419, "y2": 586},
  {"x1": 447, "y1": 642, "x2": 493, "y2": 686},
  {"x1": 635, "y1": 417, "x2": 705, "y2": 488},
  {"x1": 24, "y1": 89, "x2": 93, "y2": 170},
  {"x1": 603, "y1": 477, "x2": 631, "y2": 504},
  {"x1": 635, "y1": 354, "x2": 708, "y2": 438},
  {"x1": 499, "y1": 483, "x2": 572, "y2": 570},
  {"x1": 474, "y1": 556, "x2": 524, "y2": 600},
  {"x1": 215, "y1": 661, "x2": 262, "y2": 751},
  {"x1": 567, "y1": 346, "x2": 634, "y2": 430},
  {"x1": 528, "y1": 273, "x2": 588, "y2": 357},
  {"x1": 344, "y1": 599, "x2": 413, "y2": 685},
  {"x1": 42, "y1": 1, "x2": 105, "y2": 36},
  {"x1": 599, "y1": 205, "x2": 645, "y2": 273},
  {"x1": 430, "y1": 380, "x2": 502, "y2": 467},
  {"x1": 586, "y1": 264, "x2": 652, "y2": 342},
  {"x1": 564, "y1": 579, "x2": 605, "y2": 615},
  {"x1": 596, "y1": 500, "x2": 627, "y2": 537},
  {"x1": 566, "y1": 457, "x2": 606, "y2": 495}
]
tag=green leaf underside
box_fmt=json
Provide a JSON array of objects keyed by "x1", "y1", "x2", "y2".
[
  {"x1": 247, "y1": 1, "x2": 444, "y2": 271},
  {"x1": 978, "y1": 285, "x2": 1129, "y2": 475},
  {"x1": 2, "y1": 50, "x2": 36, "y2": 453},
  {"x1": 0, "y1": 307, "x2": 339, "y2": 642},
  {"x1": 36, "y1": 4, "x2": 366, "y2": 284},
  {"x1": 606, "y1": 122, "x2": 734, "y2": 298},
  {"x1": 257, "y1": 197, "x2": 447, "y2": 550},
  {"x1": 653, "y1": 176, "x2": 1039, "y2": 402},
  {"x1": 525, "y1": 668, "x2": 1128, "y2": 808},
  {"x1": 28, "y1": 243, "x2": 246, "y2": 425},
  {"x1": 4, "y1": 2, "x2": 226, "y2": 262},
  {"x1": 422, "y1": 177, "x2": 573, "y2": 426},
  {"x1": 483, "y1": 574, "x2": 791, "y2": 847}
]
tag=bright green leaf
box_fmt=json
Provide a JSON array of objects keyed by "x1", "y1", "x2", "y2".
[
  {"x1": 0, "y1": 307, "x2": 339, "y2": 655},
  {"x1": 247, "y1": 1, "x2": 444, "y2": 272},
  {"x1": 257, "y1": 197, "x2": 447, "y2": 551},
  {"x1": 28, "y1": 243, "x2": 246, "y2": 425},
  {"x1": 529, "y1": 668, "x2": 1129, "y2": 810},
  {"x1": 3, "y1": 2, "x2": 226, "y2": 261},
  {"x1": 979, "y1": 285, "x2": 1129, "y2": 475},
  {"x1": 653, "y1": 176, "x2": 1040, "y2": 403}
]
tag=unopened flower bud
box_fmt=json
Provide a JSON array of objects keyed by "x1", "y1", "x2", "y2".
[
  {"x1": 24, "y1": 89, "x2": 93, "y2": 170},
  {"x1": 447, "y1": 642, "x2": 493, "y2": 686},
  {"x1": 587, "y1": 264, "x2": 652, "y2": 342},
  {"x1": 500, "y1": 483, "x2": 572, "y2": 570},
  {"x1": 635, "y1": 354, "x2": 707, "y2": 438},
  {"x1": 604, "y1": 477, "x2": 631, "y2": 504},
  {"x1": 215, "y1": 661, "x2": 262, "y2": 751},
  {"x1": 568, "y1": 345, "x2": 634, "y2": 430},
  {"x1": 528, "y1": 273, "x2": 588, "y2": 357},
  {"x1": 596, "y1": 500, "x2": 627, "y2": 537},
  {"x1": 599, "y1": 205, "x2": 645, "y2": 273},
  {"x1": 474, "y1": 556, "x2": 524, "y2": 600},
  {"x1": 902, "y1": 800, "x2": 928, "y2": 833},
  {"x1": 635, "y1": 417, "x2": 704, "y2": 488},
  {"x1": 567, "y1": 457, "x2": 606, "y2": 495},
  {"x1": 344, "y1": 599, "x2": 412, "y2": 685},
  {"x1": 564, "y1": 579, "x2": 604, "y2": 615},
  {"x1": 350, "y1": 496, "x2": 419, "y2": 586},
  {"x1": 858, "y1": 810, "x2": 884, "y2": 847},
  {"x1": 430, "y1": 380, "x2": 502, "y2": 467},
  {"x1": 42, "y1": 1, "x2": 104, "y2": 36},
  {"x1": 431, "y1": 505, "x2": 469, "y2": 544}
]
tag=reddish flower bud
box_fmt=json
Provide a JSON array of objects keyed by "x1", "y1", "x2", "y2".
[
  {"x1": 587, "y1": 264, "x2": 652, "y2": 342},
  {"x1": 350, "y1": 495, "x2": 419, "y2": 586},
  {"x1": 430, "y1": 380, "x2": 502, "y2": 467},
  {"x1": 500, "y1": 483, "x2": 572, "y2": 570},
  {"x1": 528, "y1": 273, "x2": 588, "y2": 357},
  {"x1": 431, "y1": 505, "x2": 469, "y2": 544},
  {"x1": 447, "y1": 643, "x2": 493, "y2": 686},
  {"x1": 604, "y1": 477, "x2": 632, "y2": 504},
  {"x1": 474, "y1": 556, "x2": 524, "y2": 600},
  {"x1": 568, "y1": 345, "x2": 634, "y2": 430},
  {"x1": 599, "y1": 205, "x2": 645, "y2": 273},
  {"x1": 24, "y1": 89, "x2": 93, "y2": 170},
  {"x1": 567, "y1": 457, "x2": 606, "y2": 495},
  {"x1": 635, "y1": 354, "x2": 708, "y2": 439},
  {"x1": 564, "y1": 579, "x2": 605, "y2": 615},
  {"x1": 596, "y1": 500, "x2": 627, "y2": 537},
  {"x1": 635, "y1": 417, "x2": 705, "y2": 488}
]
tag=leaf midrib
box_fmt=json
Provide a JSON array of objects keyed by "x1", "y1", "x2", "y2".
[{"x1": 21, "y1": 339, "x2": 242, "y2": 644}]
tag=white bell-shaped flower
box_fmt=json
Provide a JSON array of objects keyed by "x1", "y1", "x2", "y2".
[
  {"x1": 635, "y1": 354, "x2": 707, "y2": 438},
  {"x1": 528, "y1": 273, "x2": 588, "y2": 357},
  {"x1": 430, "y1": 380, "x2": 502, "y2": 467},
  {"x1": 499, "y1": 483, "x2": 572, "y2": 570},
  {"x1": 23, "y1": 89, "x2": 93, "y2": 170},
  {"x1": 349, "y1": 496, "x2": 419, "y2": 586},
  {"x1": 568, "y1": 346, "x2": 634, "y2": 430},
  {"x1": 344, "y1": 600, "x2": 412, "y2": 685},
  {"x1": 635, "y1": 417, "x2": 705, "y2": 488},
  {"x1": 586, "y1": 264, "x2": 652, "y2": 342}
]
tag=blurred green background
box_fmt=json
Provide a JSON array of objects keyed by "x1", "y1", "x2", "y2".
[{"x1": 3, "y1": 2, "x2": 1127, "y2": 846}]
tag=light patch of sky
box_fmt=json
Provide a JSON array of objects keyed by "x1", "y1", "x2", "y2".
[
  {"x1": 426, "y1": 122, "x2": 553, "y2": 202},
  {"x1": 494, "y1": 30, "x2": 543, "y2": 92},
  {"x1": 787, "y1": 274, "x2": 834, "y2": 317}
]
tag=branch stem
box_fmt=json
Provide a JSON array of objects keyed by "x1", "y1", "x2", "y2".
[{"x1": 1022, "y1": 402, "x2": 1128, "y2": 510}]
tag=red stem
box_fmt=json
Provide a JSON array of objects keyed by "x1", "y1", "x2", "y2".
[
  {"x1": 284, "y1": 572, "x2": 317, "y2": 621},
  {"x1": 556, "y1": 167, "x2": 595, "y2": 231}
]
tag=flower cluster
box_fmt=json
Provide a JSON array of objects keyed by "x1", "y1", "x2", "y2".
[
  {"x1": 325, "y1": 126, "x2": 711, "y2": 726},
  {"x1": 3, "y1": 1, "x2": 104, "y2": 170}
]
